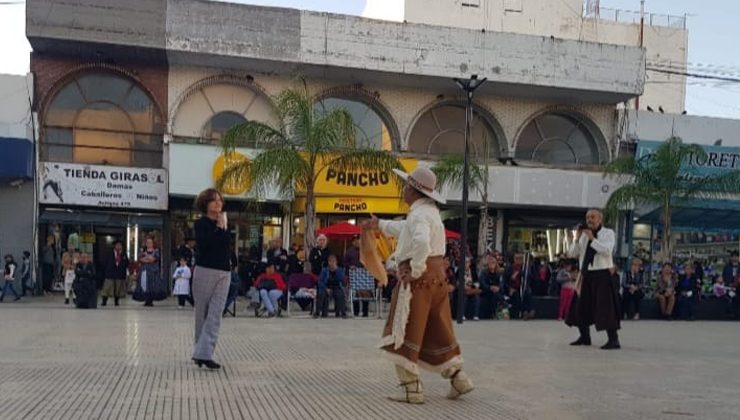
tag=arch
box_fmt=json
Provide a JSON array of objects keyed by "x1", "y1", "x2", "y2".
[
  {"x1": 39, "y1": 63, "x2": 165, "y2": 129},
  {"x1": 513, "y1": 107, "x2": 608, "y2": 166},
  {"x1": 405, "y1": 99, "x2": 507, "y2": 159},
  {"x1": 313, "y1": 85, "x2": 402, "y2": 151},
  {"x1": 168, "y1": 74, "x2": 275, "y2": 138},
  {"x1": 40, "y1": 68, "x2": 164, "y2": 168},
  {"x1": 202, "y1": 111, "x2": 248, "y2": 143}
]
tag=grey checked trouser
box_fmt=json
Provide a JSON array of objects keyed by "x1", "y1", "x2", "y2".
[{"x1": 192, "y1": 266, "x2": 230, "y2": 361}]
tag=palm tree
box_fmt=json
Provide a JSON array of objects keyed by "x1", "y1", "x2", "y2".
[
  {"x1": 217, "y1": 81, "x2": 403, "y2": 253},
  {"x1": 431, "y1": 155, "x2": 490, "y2": 258},
  {"x1": 604, "y1": 136, "x2": 740, "y2": 262}
]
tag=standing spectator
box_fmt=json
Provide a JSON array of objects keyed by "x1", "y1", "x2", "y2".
[
  {"x1": 505, "y1": 254, "x2": 534, "y2": 320},
  {"x1": 316, "y1": 254, "x2": 347, "y2": 318},
  {"x1": 266, "y1": 238, "x2": 289, "y2": 274},
  {"x1": 676, "y1": 263, "x2": 701, "y2": 320},
  {"x1": 621, "y1": 258, "x2": 645, "y2": 320},
  {"x1": 20, "y1": 251, "x2": 33, "y2": 296},
  {"x1": 72, "y1": 253, "x2": 96, "y2": 308},
  {"x1": 1, "y1": 254, "x2": 21, "y2": 302},
  {"x1": 655, "y1": 263, "x2": 677, "y2": 320},
  {"x1": 172, "y1": 256, "x2": 192, "y2": 309},
  {"x1": 101, "y1": 240, "x2": 129, "y2": 307},
  {"x1": 479, "y1": 256, "x2": 503, "y2": 319},
  {"x1": 309, "y1": 234, "x2": 330, "y2": 276},
  {"x1": 254, "y1": 262, "x2": 286, "y2": 318},
  {"x1": 461, "y1": 258, "x2": 481, "y2": 321},
  {"x1": 133, "y1": 237, "x2": 166, "y2": 307},
  {"x1": 443, "y1": 255, "x2": 457, "y2": 317},
  {"x1": 178, "y1": 236, "x2": 198, "y2": 268},
  {"x1": 344, "y1": 235, "x2": 361, "y2": 268},
  {"x1": 287, "y1": 243, "x2": 304, "y2": 275},
  {"x1": 723, "y1": 251, "x2": 739, "y2": 285},
  {"x1": 556, "y1": 259, "x2": 577, "y2": 321},
  {"x1": 61, "y1": 245, "x2": 79, "y2": 305},
  {"x1": 531, "y1": 259, "x2": 551, "y2": 296},
  {"x1": 191, "y1": 188, "x2": 232, "y2": 370},
  {"x1": 41, "y1": 235, "x2": 57, "y2": 295}
]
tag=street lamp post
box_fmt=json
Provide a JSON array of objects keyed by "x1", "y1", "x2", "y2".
[{"x1": 453, "y1": 75, "x2": 487, "y2": 325}]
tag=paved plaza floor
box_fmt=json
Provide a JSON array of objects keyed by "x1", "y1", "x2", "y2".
[{"x1": 0, "y1": 297, "x2": 739, "y2": 420}]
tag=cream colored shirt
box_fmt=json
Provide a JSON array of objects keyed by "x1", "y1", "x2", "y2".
[
  {"x1": 379, "y1": 198, "x2": 446, "y2": 279},
  {"x1": 568, "y1": 226, "x2": 615, "y2": 271}
]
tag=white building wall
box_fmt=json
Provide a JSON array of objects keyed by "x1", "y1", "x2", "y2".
[
  {"x1": 622, "y1": 110, "x2": 740, "y2": 147},
  {"x1": 405, "y1": 0, "x2": 688, "y2": 113}
]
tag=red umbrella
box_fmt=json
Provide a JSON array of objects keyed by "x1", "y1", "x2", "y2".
[
  {"x1": 316, "y1": 221, "x2": 360, "y2": 239},
  {"x1": 445, "y1": 229, "x2": 461, "y2": 240}
]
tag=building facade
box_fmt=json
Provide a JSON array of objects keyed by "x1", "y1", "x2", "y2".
[
  {"x1": 0, "y1": 74, "x2": 35, "y2": 271},
  {"x1": 405, "y1": 0, "x2": 689, "y2": 114},
  {"x1": 26, "y1": 0, "x2": 647, "y2": 269}
]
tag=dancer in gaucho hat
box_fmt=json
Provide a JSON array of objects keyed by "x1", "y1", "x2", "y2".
[{"x1": 361, "y1": 166, "x2": 473, "y2": 404}]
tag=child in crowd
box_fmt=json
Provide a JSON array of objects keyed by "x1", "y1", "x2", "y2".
[
  {"x1": 556, "y1": 259, "x2": 577, "y2": 321},
  {"x1": 172, "y1": 257, "x2": 192, "y2": 309}
]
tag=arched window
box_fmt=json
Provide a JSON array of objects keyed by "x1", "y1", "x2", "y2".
[
  {"x1": 203, "y1": 111, "x2": 247, "y2": 142},
  {"x1": 42, "y1": 72, "x2": 163, "y2": 168},
  {"x1": 314, "y1": 97, "x2": 396, "y2": 151},
  {"x1": 515, "y1": 113, "x2": 604, "y2": 165},
  {"x1": 408, "y1": 103, "x2": 503, "y2": 159}
]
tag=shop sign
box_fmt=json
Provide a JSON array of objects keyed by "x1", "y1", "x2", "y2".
[
  {"x1": 311, "y1": 157, "x2": 418, "y2": 197},
  {"x1": 294, "y1": 197, "x2": 409, "y2": 214},
  {"x1": 212, "y1": 152, "x2": 251, "y2": 195},
  {"x1": 39, "y1": 162, "x2": 168, "y2": 210},
  {"x1": 636, "y1": 140, "x2": 740, "y2": 177}
]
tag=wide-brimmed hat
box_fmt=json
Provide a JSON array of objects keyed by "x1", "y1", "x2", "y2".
[{"x1": 392, "y1": 167, "x2": 446, "y2": 204}]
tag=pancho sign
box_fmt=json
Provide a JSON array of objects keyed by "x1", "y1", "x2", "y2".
[{"x1": 39, "y1": 162, "x2": 168, "y2": 210}]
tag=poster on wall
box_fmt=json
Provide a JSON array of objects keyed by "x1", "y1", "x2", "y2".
[{"x1": 39, "y1": 162, "x2": 168, "y2": 211}]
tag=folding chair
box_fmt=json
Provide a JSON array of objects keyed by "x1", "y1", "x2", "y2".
[
  {"x1": 286, "y1": 273, "x2": 317, "y2": 317},
  {"x1": 349, "y1": 267, "x2": 380, "y2": 318}
]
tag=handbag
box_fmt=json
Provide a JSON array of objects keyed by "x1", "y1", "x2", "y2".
[{"x1": 259, "y1": 279, "x2": 277, "y2": 291}]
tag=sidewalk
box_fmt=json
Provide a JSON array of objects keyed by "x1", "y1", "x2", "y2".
[{"x1": 0, "y1": 297, "x2": 739, "y2": 419}]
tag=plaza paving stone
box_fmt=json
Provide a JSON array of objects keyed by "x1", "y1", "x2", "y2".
[{"x1": 0, "y1": 296, "x2": 739, "y2": 420}]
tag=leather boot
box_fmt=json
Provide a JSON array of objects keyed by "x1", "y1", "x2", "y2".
[
  {"x1": 388, "y1": 366, "x2": 424, "y2": 404},
  {"x1": 570, "y1": 326, "x2": 591, "y2": 346},
  {"x1": 101, "y1": 297, "x2": 108, "y2": 306},
  {"x1": 114, "y1": 297, "x2": 120, "y2": 306},
  {"x1": 442, "y1": 366, "x2": 474, "y2": 400},
  {"x1": 601, "y1": 329, "x2": 621, "y2": 350}
]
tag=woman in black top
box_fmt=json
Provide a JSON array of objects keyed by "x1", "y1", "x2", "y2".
[{"x1": 191, "y1": 188, "x2": 231, "y2": 370}]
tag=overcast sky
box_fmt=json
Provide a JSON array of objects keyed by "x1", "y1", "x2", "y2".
[{"x1": 2, "y1": 0, "x2": 738, "y2": 119}]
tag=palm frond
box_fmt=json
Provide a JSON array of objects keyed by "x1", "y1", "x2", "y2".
[
  {"x1": 221, "y1": 120, "x2": 286, "y2": 152},
  {"x1": 247, "y1": 148, "x2": 309, "y2": 200},
  {"x1": 603, "y1": 184, "x2": 656, "y2": 223},
  {"x1": 309, "y1": 107, "x2": 357, "y2": 152},
  {"x1": 215, "y1": 158, "x2": 252, "y2": 193},
  {"x1": 603, "y1": 156, "x2": 638, "y2": 177},
  {"x1": 431, "y1": 154, "x2": 485, "y2": 195}
]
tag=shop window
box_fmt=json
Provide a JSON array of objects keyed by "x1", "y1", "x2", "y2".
[
  {"x1": 407, "y1": 103, "x2": 502, "y2": 159},
  {"x1": 515, "y1": 113, "x2": 603, "y2": 165},
  {"x1": 314, "y1": 97, "x2": 396, "y2": 151},
  {"x1": 202, "y1": 111, "x2": 247, "y2": 143},
  {"x1": 42, "y1": 72, "x2": 164, "y2": 168}
]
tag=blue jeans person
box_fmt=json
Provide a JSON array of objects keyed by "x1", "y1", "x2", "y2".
[
  {"x1": 259, "y1": 289, "x2": 283, "y2": 315},
  {"x1": 1, "y1": 280, "x2": 21, "y2": 301}
]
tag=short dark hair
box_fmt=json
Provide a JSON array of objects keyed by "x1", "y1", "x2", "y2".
[
  {"x1": 23, "y1": 251, "x2": 30, "y2": 257},
  {"x1": 4, "y1": 254, "x2": 12, "y2": 260},
  {"x1": 194, "y1": 188, "x2": 223, "y2": 214},
  {"x1": 731, "y1": 251, "x2": 739, "y2": 257}
]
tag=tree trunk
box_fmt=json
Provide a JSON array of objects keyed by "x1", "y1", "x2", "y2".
[
  {"x1": 662, "y1": 200, "x2": 672, "y2": 263},
  {"x1": 304, "y1": 183, "x2": 317, "y2": 259},
  {"x1": 477, "y1": 206, "x2": 488, "y2": 259}
]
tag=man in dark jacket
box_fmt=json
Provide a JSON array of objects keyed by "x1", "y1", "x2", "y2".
[
  {"x1": 101, "y1": 240, "x2": 129, "y2": 306},
  {"x1": 267, "y1": 238, "x2": 289, "y2": 274},
  {"x1": 309, "y1": 234, "x2": 330, "y2": 276}
]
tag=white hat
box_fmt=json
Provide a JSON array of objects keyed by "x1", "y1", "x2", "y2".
[{"x1": 392, "y1": 167, "x2": 446, "y2": 204}]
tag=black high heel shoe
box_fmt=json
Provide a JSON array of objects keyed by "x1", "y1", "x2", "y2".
[{"x1": 192, "y1": 358, "x2": 221, "y2": 370}]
